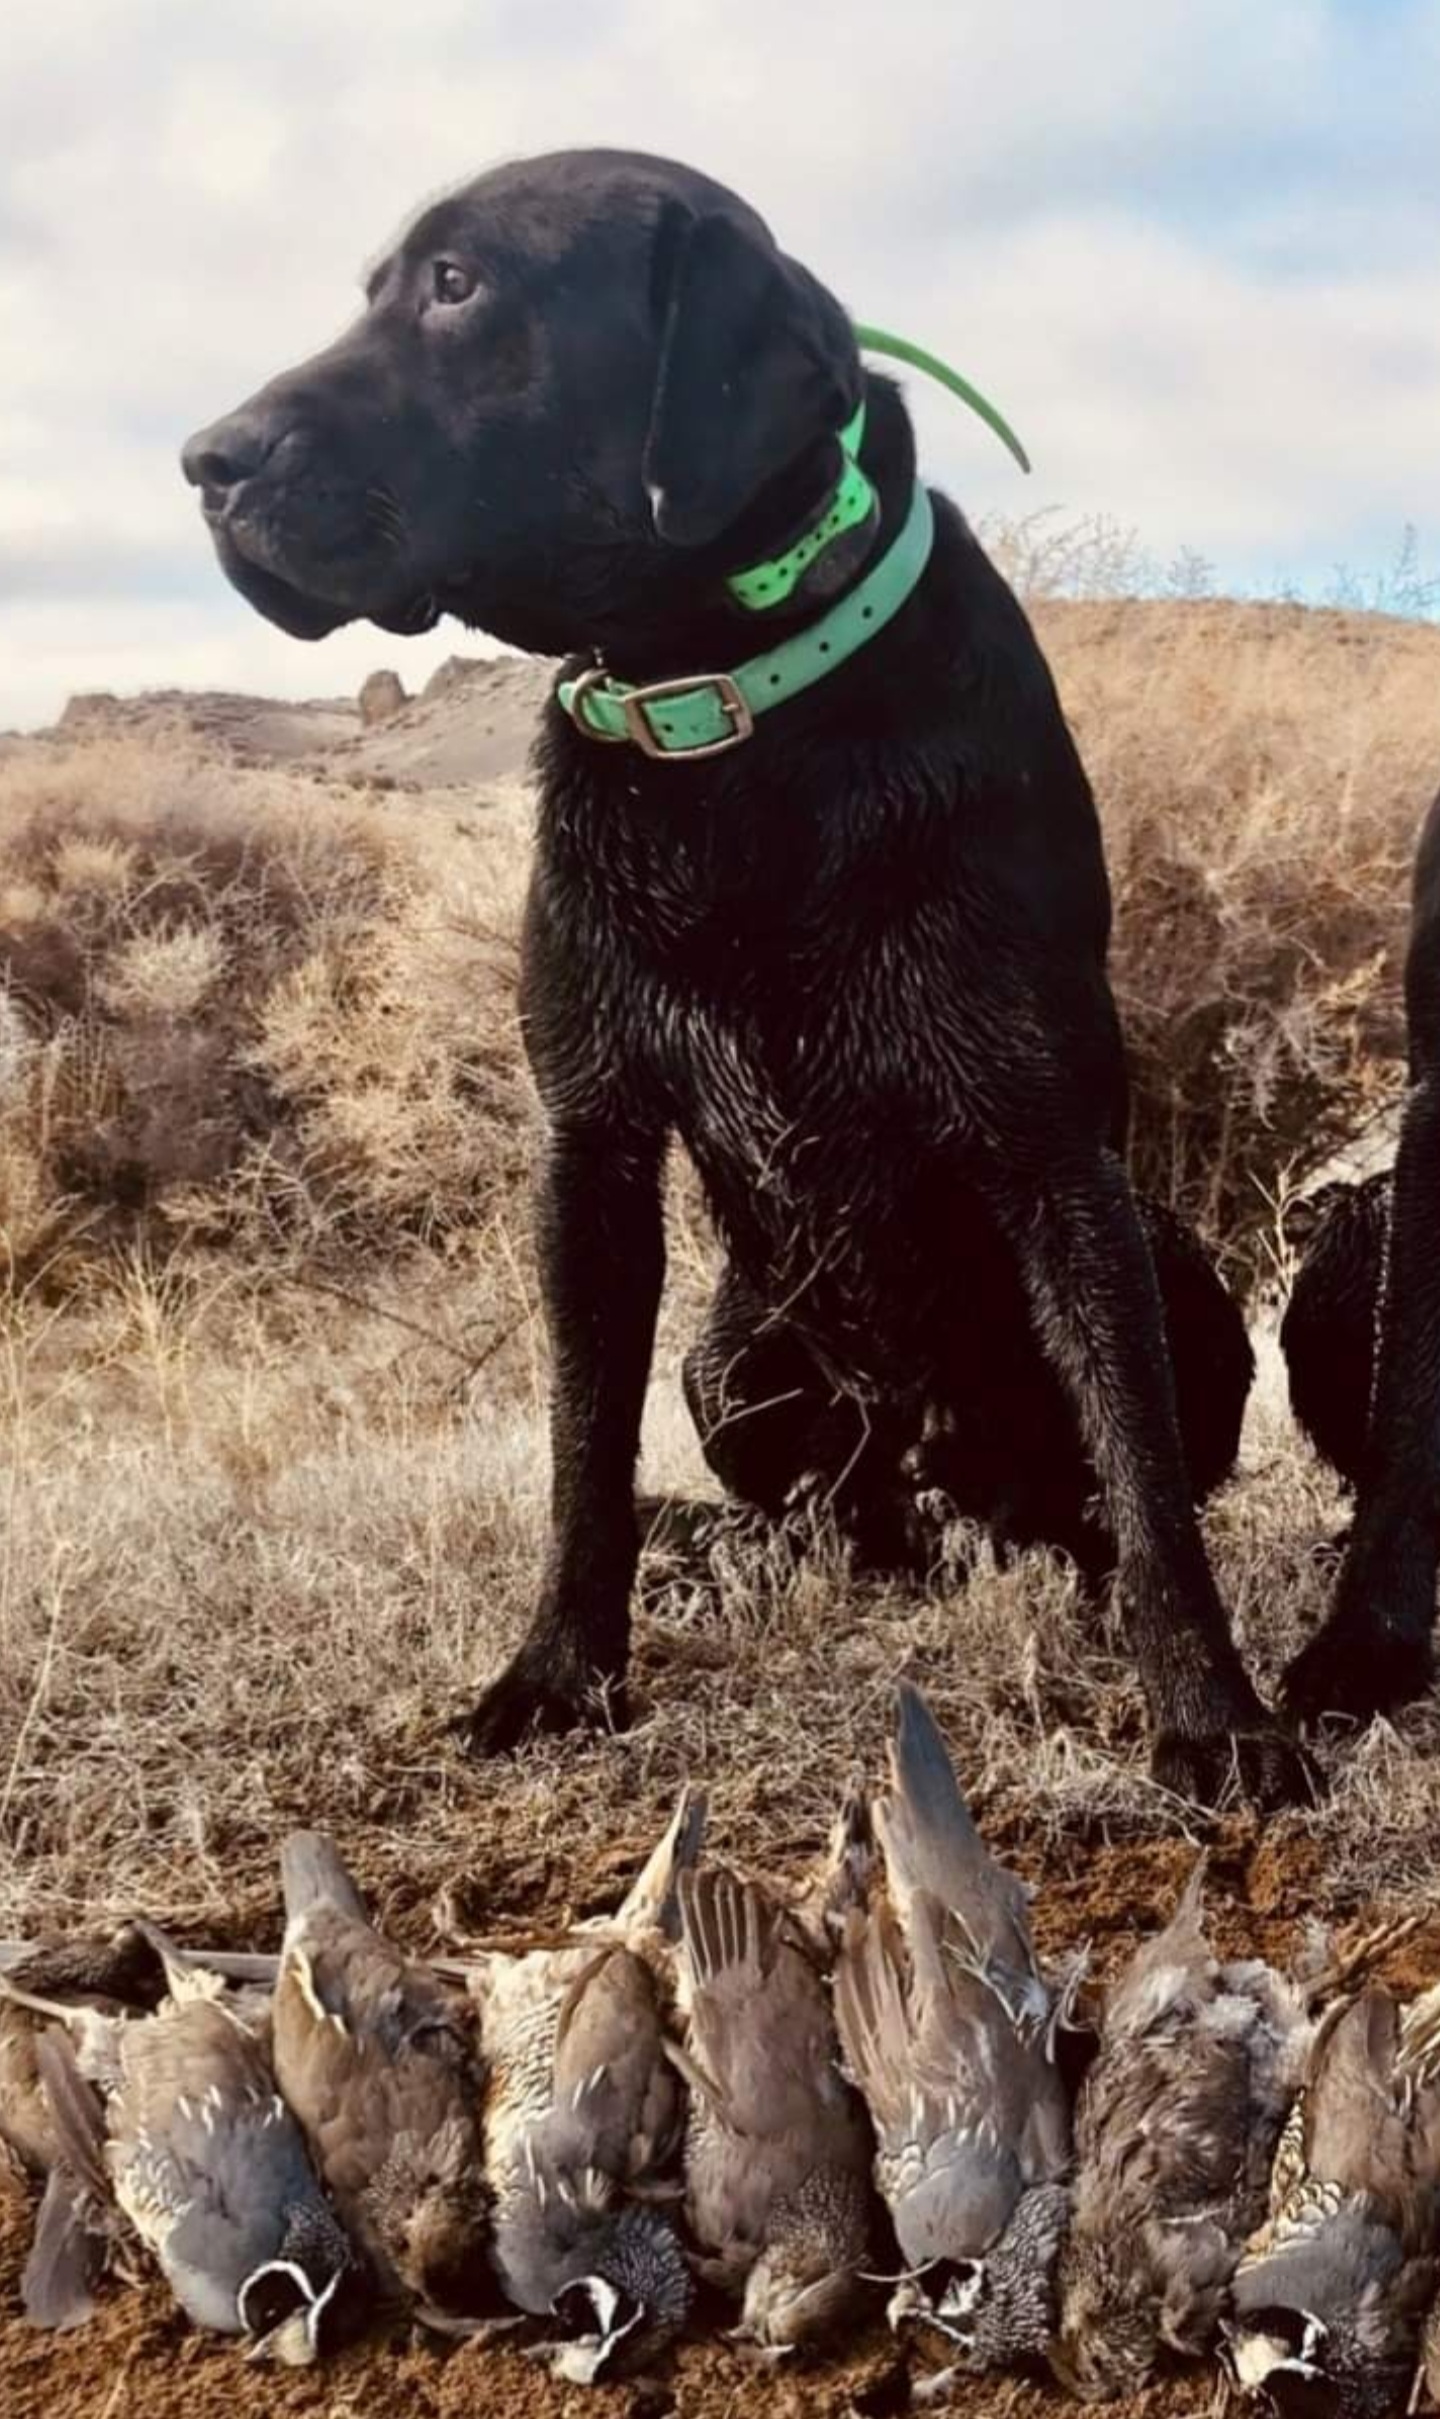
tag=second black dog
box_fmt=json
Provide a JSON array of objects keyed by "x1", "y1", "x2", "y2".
[{"x1": 1282, "y1": 789, "x2": 1440, "y2": 1723}]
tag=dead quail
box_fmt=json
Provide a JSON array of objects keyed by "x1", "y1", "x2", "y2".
[
  {"x1": 1226, "y1": 1975, "x2": 1440, "y2": 2419},
  {"x1": 0, "y1": 1926, "x2": 167, "y2": 2329},
  {"x1": 672, "y1": 1860, "x2": 874, "y2": 2355},
  {"x1": 832, "y1": 1682, "x2": 1073, "y2": 2380},
  {"x1": 4, "y1": 1938, "x2": 359, "y2": 2362},
  {"x1": 1053, "y1": 1862, "x2": 1310, "y2": 2402},
  {"x1": 467, "y1": 1789, "x2": 703, "y2": 2381},
  {"x1": 271, "y1": 1830, "x2": 491, "y2": 2322},
  {"x1": 1422, "y1": 2270, "x2": 1440, "y2": 2416}
]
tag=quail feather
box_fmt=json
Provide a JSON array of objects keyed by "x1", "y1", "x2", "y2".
[
  {"x1": 1053, "y1": 1862, "x2": 1311, "y2": 2402},
  {"x1": 0, "y1": 1925, "x2": 169, "y2": 2331},
  {"x1": 272, "y1": 1831, "x2": 492, "y2": 2322},
  {"x1": 1226, "y1": 1975, "x2": 1440, "y2": 2419},
  {"x1": 671, "y1": 1860, "x2": 875, "y2": 2357},
  {"x1": 831, "y1": 1683, "x2": 1074, "y2": 2388},
  {"x1": 466, "y1": 1787, "x2": 703, "y2": 2381},
  {"x1": 5, "y1": 1928, "x2": 360, "y2": 2363},
  {"x1": 1421, "y1": 2268, "x2": 1440, "y2": 2416}
]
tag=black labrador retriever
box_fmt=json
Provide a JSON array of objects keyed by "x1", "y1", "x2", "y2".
[
  {"x1": 1281, "y1": 790, "x2": 1440, "y2": 1721},
  {"x1": 182, "y1": 148, "x2": 1308, "y2": 1807}
]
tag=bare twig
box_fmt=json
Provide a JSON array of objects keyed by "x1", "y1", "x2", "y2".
[{"x1": 276, "y1": 1269, "x2": 524, "y2": 1379}]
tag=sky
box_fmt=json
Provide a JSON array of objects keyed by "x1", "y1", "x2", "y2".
[{"x1": 2, "y1": 0, "x2": 1439, "y2": 728}]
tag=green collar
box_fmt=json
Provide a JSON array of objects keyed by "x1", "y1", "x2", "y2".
[
  {"x1": 722, "y1": 336, "x2": 1029, "y2": 619},
  {"x1": 557, "y1": 324, "x2": 1027, "y2": 762},
  {"x1": 559, "y1": 477, "x2": 935, "y2": 760},
  {"x1": 724, "y1": 401, "x2": 875, "y2": 613}
]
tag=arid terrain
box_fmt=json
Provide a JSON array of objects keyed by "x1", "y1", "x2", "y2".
[{"x1": 4, "y1": 594, "x2": 1440, "y2": 2415}]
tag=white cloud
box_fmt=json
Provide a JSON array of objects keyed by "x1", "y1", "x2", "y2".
[{"x1": 2, "y1": 0, "x2": 1438, "y2": 726}]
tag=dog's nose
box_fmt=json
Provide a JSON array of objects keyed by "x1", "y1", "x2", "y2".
[{"x1": 181, "y1": 411, "x2": 278, "y2": 494}]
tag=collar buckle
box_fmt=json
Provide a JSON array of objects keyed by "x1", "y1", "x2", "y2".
[
  {"x1": 564, "y1": 666, "x2": 754, "y2": 758},
  {"x1": 621, "y1": 672, "x2": 753, "y2": 759}
]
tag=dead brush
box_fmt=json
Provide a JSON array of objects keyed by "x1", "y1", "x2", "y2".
[
  {"x1": 4, "y1": 600, "x2": 1440, "y2": 1968},
  {"x1": 0, "y1": 730, "x2": 531, "y2": 1288},
  {"x1": 1031, "y1": 593, "x2": 1440, "y2": 1268}
]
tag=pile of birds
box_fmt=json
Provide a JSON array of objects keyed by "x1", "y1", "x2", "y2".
[{"x1": 5, "y1": 1686, "x2": 1440, "y2": 2416}]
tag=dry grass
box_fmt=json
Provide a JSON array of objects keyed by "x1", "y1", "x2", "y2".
[
  {"x1": 2, "y1": 593, "x2": 1440, "y2": 1963},
  {"x1": 0, "y1": 730, "x2": 531, "y2": 1286},
  {"x1": 5, "y1": 1250, "x2": 1440, "y2": 1957},
  {"x1": 1038, "y1": 597, "x2": 1440, "y2": 1259}
]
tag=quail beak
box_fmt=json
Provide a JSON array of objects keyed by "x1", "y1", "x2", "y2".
[
  {"x1": 910, "y1": 2371, "x2": 962, "y2": 2410},
  {"x1": 887, "y1": 2277, "x2": 934, "y2": 2334},
  {"x1": 240, "y1": 2257, "x2": 342, "y2": 2367},
  {"x1": 1219, "y1": 2313, "x2": 1329, "y2": 2397},
  {"x1": 530, "y1": 2275, "x2": 647, "y2": 2384},
  {"x1": 884, "y1": 2260, "x2": 985, "y2": 2351},
  {"x1": 530, "y1": 2337, "x2": 614, "y2": 2386},
  {"x1": 733, "y1": 2266, "x2": 861, "y2": 2358},
  {"x1": 932, "y1": 2260, "x2": 984, "y2": 2347},
  {"x1": 723, "y1": 2324, "x2": 796, "y2": 2367},
  {"x1": 526, "y1": 2321, "x2": 645, "y2": 2387},
  {"x1": 245, "y1": 2308, "x2": 319, "y2": 2368}
]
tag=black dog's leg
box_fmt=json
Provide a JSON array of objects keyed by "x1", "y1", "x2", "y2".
[
  {"x1": 1282, "y1": 1080, "x2": 1440, "y2": 1725},
  {"x1": 993, "y1": 1147, "x2": 1312, "y2": 1808},
  {"x1": 1139, "y1": 1196, "x2": 1255, "y2": 1510},
  {"x1": 1279, "y1": 1174, "x2": 1387, "y2": 1489},
  {"x1": 455, "y1": 1121, "x2": 665, "y2": 1755},
  {"x1": 683, "y1": 1264, "x2": 928, "y2": 1569}
]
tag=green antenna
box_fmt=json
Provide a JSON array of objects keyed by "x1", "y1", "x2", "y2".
[{"x1": 854, "y1": 323, "x2": 1031, "y2": 474}]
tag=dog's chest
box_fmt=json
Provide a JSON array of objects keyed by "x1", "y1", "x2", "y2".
[
  {"x1": 541, "y1": 775, "x2": 1003, "y2": 1208},
  {"x1": 647, "y1": 961, "x2": 995, "y2": 1343},
  {"x1": 643, "y1": 943, "x2": 938, "y2": 1185}
]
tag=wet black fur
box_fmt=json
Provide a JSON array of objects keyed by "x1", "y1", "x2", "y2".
[
  {"x1": 182, "y1": 148, "x2": 1308, "y2": 1805},
  {"x1": 1280, "y1": 792, "x2": 1440, "y2": 1723}
]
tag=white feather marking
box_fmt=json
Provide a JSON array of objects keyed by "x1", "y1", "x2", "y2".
[{"x1": 938, "y1": 2264, "x2": 984, "y2": 2322}]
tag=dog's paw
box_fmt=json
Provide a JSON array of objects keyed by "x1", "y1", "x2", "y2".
[
  {"x1": 449, "y1": 1645, "x2": 630, "y2": 1759},
  {"x1": 1151, "y1": 1722, "x2": 1321, "y2": 1813},
  {"x1": 1279, "y1": 1620, "x2": 1435, "y2": 1733}
]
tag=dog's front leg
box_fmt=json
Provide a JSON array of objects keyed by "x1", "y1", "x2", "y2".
[
  {"x1": 1282, "y1": 1074, "x2": 1440, "y2": 1727},
  {"x1": 990, "y1": 1145, "x2": 1314, "y2": 1810},
  {"x1": 454, "y1": 1119, "x2": 666, "y2": 1758}
]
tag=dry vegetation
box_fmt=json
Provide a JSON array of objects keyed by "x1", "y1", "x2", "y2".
[
  {"x1": 2, "y1": 600, "x2": 1440, "y2": 1952},
  {"x1": 3, "y1": 592, "x2": 1440, "y2": 2412},
  {"x1": 0, "y1": 730, "x2": 530, "y2": 1287},
  {"x1": 1040, "y1": 595, "x2": 1440, "y2": 1254},
  {"x1": 0, "y1": 604, "x2": 1432, "y2": 1944},
  {"x1": 0, "y1": 597, "x2": 1437, "y2": 1944}
]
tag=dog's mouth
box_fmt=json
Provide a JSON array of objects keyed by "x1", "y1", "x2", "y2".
[{"x1": 202, "y1": 489, "x2": 442, "y2": 642}]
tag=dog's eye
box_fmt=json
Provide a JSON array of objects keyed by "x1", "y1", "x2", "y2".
[{"x1": 431, "y1": 259, "x2": 477, "y2": 307}]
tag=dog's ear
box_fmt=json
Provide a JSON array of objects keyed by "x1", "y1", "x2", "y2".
[{"x1": 643, "y1": 205, "x2": 859, "y2": 549}]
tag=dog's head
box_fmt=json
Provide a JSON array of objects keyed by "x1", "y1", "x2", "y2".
[{"x1": 181, "y1": 149, "x2": 862, "y2": 655}]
